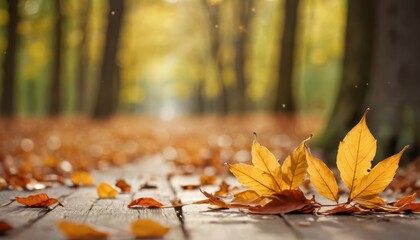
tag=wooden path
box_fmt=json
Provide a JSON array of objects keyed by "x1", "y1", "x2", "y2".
[{"x1": 1, "y1": 156, "x2": 420, "y2": 240}]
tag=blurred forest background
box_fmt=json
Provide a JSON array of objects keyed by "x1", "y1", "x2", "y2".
[{"x1": 0, "y1": 0, "x2": 419, "y2": 164}]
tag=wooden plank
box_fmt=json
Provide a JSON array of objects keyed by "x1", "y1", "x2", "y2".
[{"x1": 169, "y1": 175, "x2": 298, "y2": 240}]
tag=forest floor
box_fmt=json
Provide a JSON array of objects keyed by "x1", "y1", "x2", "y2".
[{"x1": 1, "y1": 115, "x2": 420, "y2": 239}]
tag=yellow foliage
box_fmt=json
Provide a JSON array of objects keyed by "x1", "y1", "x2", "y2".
[{"x1": 97, "y1": 182, "x2": 118, "y2": 199}]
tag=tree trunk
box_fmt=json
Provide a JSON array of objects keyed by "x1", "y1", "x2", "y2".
[
  {"x1": 366, "y1": 0, "x2": 420, "y2": 162},
  {"x1": 1, "y1": 0, "x2": 19, "y2": 117},
  {"x1": 76, "y1": 0, "x2": 91, "y2": 114},
  {"x1": 234, "y1": 0, "x2": 252, "y2": 112},
  {"x1": 93, "y1": 0, "x2": 125, "y2": 118},
  {"x1": 318, "y1": 0, "x2": 376, "y2": 161},
  {"x1": 274, "y1": 0, "x2": 300, "y2": 112},
  {"x1": 49, "y1": 0, "x2": 63, "y2": 116}
]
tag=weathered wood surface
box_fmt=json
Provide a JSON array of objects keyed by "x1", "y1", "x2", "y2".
[{"x1": 1, "y1": 156, "x2": 420, "y2": 240}]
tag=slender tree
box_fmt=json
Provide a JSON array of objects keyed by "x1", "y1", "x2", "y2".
[
  {"x1": 93, "y1": 0, "x2": 125, "y2": 118},
  {"x1": 1, "y1": 0, "x2": 19, "y2": 117},
  {"x1": 274, "y1": 0, "x2": 300, "y2": 112},
  {"x1": 49, "y1": 0, "x2": 63, "y2": 116}
]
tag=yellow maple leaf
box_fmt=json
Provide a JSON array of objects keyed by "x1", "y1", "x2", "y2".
[
  {"x1": 251, "y1": 135, "x2": 282, "y2": 190},
  {"x1": 71, "y1": 172, "x2": 94, "y2": 187},
  {"x1": 350, "y1": 146, "x2": 408, "y2": 201},
  {"x1": 130, "y1": 219, "x2": 170, "y2": 238},
  {"x1": 229, "y1": 163, "x2": 280, "y2": 195},
  {"x1": 305, "y1": 147, "x2": 339, "y2": 202},
  {"x1": 97, "y1": 182, "x2": 118, "y2": 199},
  {"x1": 57, "y1": 221, "x2": 108, "y2": 239},
  {"x1": 336, "y1": 109, "x2": 377, "y2": 197},
  {"x1": 281, "y1": 137, "x2": 311, "y2": 190},
  {"x1": 356, "y1": 196, "x2": 386, "y2": 209}
]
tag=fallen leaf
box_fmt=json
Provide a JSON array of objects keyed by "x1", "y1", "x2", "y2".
[
  {"x1": 57, "y1": 220, "x2": 107, "y2": 239},
  {"x1": 128, "y1": 197, "x2": 165, "y2": 208},
  {"x1": 200, "y1": 174, "x2": 217, "y2": 185},
  {"x1": 350, "y1": 146, "x2": 408, "y2": 201},
  {"x1": 5, "y1": 175, "x2": 30, "y2": 190},
  {"x1": 251, "y1": 135, "x2": 282, "y2": 190},
  {"x1": 181, "y1": 184, "x2": 200, "y2": 190},
  {"x1": 0, "y1": 220, "x2": 13, "y2": 233},
  {"x1": 229, "y1": 163, "x2": 280, "y2": 196},
  {"x1": 71, "y1": 172, "x2": 94, "y2": 187},
  {"x1": 248, "y1": 190, "x2": 317, "y2": 214},
  {"x1": 233, "y1": 190, "x2": 267, "y2": 205},
  {"x1": 139, "y1": 182, "x2": 157, "y2": 190},
  {"x1": 393, "y1": 193, "x2": 416, "y2": 207},
  {"x1": 306, "y1": 147, "x2": 339, "y2": 202},
  {"x1": 130, "y1": 219, "x2": 170, "y2": 239},
  {"x1": 214, "y1": 181, "x2": 230, "y2": 196},
  {"x1": 320, "y1": 205, "x2": 365, "y2": 215},
  {"x1": 281, "y1": 137, "x2": 310, "y2": 190},
  {"x1": 16, "y1": 193, "x2": 61, "y2": 207},
  {"x1": 97, "y1": 183, "x2": 118, "y2": 199},
  {"x1": 397, "y1": 202, "x2": 420, "y2": 213},
  {"x1": 115, "y1": 179, "x2": 131, "y2": 193},
  {"x1": 337, "y1": 109, "x2": 376, "y2": 197},
  {"x1": 356, "y1": 196, "x2": 386, "y2": 209}
]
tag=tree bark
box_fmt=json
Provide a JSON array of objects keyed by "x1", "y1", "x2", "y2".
[
  {"x1": 49, "y1": 0, "x2": 63, "y2": 116},
  {"x1": 1, "y1": 0, "x2": 19, "y2": 117},
  {"x1": 318, "y1": 0, "x2": 376, "y2": 160},
  {"x1": 366, "y1": 0, "x2": 420, "y2": 162},
  {"x1": 274, "y1": 0, "x2": 300, "y2": 112},
  {"x1": 93, "y1": 0, "x2": 125, "y2": 118}
]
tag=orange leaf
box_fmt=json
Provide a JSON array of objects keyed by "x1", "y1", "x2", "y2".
[
  {"x1": 214, "y1": 181, "x2": 230, "y2": 196},
  {"x1": 128, "y1": 197, "x2": 165, "y2": 208},
  {"x1": 97, "y1": 183, "x2": 118, "y2": 199},
  {"x1": 130, "y1": 219, "x2": 170, "y2": 239},
  {"x1": 71, "y1": 172, "x2": 94, "y2": 187},
  {"x1": 398, "y1": 202, "x2": 420, "y2": 213},
  {"x1": 356, "y1": 196, "x2": 386, "y2": 209},
  {"x1": 115, "y1": 179, "x2": 131, "y2": 193},
  {"x1": 320, "y1": 205, "x2": 366, "y2": 215},
  {"x1": 0, "y1": 220, "x2": 13, "y2": 233},
  {"x1": 394, "y1": 193, "x2": 416, "y2": 207},
  {"x1": 248, "y1": 190, "x2": 317, "y2": 214},
  {"x1": 200, "y1": 174, "x2": 217, "y2": 185},
  {"x1": 15, "y1": 193, "x2": 61, "y2": 207},
  {"x1": 57, "y1": 220, "x2": 108, "y2": 239}
]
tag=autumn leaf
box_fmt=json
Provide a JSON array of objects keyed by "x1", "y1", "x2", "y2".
[
  {"x1": 394, "y1": 193, "x2": 416, "y2": 207},
  {"x1": 248, "y1": 189, "x2": 317, "y2": 214},
  {"x1": 349, "y1": 146, "x2": 409, "y2": 201},
  {"x1": 251, "y1": 135, "x2": 282, "y2": 190},
  {"x1": 233, "y1": 190, "x2": 268, "y2": 206},
  {"x1": 336, "y1": 109, "x2": 376, "y2": 197},
  {"x1": 305, "y1": 147, "x2": 339, "y2": 202},
  {"x1": 115, "y1": 179, "x2": 131, "y2": 193},
  {"x1": 320, "y1": 205, "x2": 365, "y2": 215},
  {"x1": 128, "y1": 197, "x2": 165, "y2": 208},
  {"x1": 0, "y1": 220, "x2": 13, "y2": 233},
  {"x1": 71, "y1": 172, "x2": 94, "y2": 187},
  {"x1": 200, "y1": 174, "x2": 217, "y2": 185},
  {"x1": 214, "y1": 180, "x2": 230, "y2": 196},
  {"x1": 397, "y1": 203, "x2": 420, "y2": 213},
  {"x1": 281, "y1": 137, "x2": 311, "y2": 190},
  {"x1": 130, "y1": 219, "x2": 170, "y2": 239},
  {"x1": 356, "y1": 196, "x2": 386, "y2": 209},
  {"x1": 16, "y1": 193, "x2": 61, "y2": 207},
  {"x1": 181, "y1": 184, "x2": 200, "y2": 190},
  {"x1": 97, "y1": 183, "x2": 118, "y2": 199},
  {"x1": 229, "y1": 163, "x2": 280, "y2": 196},
  {"x1": 197, "y1": 190, "x2": 264, "y2": 209},
  {"x1": 57, "y1": 220, "x2": 108, "y2": 239}
]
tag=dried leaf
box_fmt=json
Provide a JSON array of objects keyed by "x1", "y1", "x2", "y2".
[
  {"x1": 71, "y1": 172, "x2": 94, "y2": 187},
  {"x1": 320, "y1": 205, "x2": 365, "y2": 215},
  {"x1": 281, "y1": 137, "x2": 310, "y2": 190},
  {"x1": 398, "y1": 202, "x2": 420, "y2": 213},
  {"x1": 130, "y1": 219, "x2": 170, "y2": 239},
  {"x1": 181, "y1": 184, "x2": 200, "y2": 190},
  {"x1": 0, "y1": 220, "x2": 13, "y2": 233},
  {"x1": 229, "y1": 163, "x2": 280, "y2": 196},
  {"x1": 200, "y1": 174, "x2": 217, "y2": 185},
  {"x1": 394, "y1": 193, "x2": 416, "y2": 207},
  {"x1": 337, "y1": 109, "x2": 376, "y2": 196},
  {"x1": 215, "y1": 181, "x2": 230, "y2": 196},
  {"x1": 233, "y1": 190, "x2": 267, "y2": 205},
  {"x1": 57, "y1": 220, "x2": 108, "y2": 239},
  {"x1": 248, "y1": 190, "x2": 316, "y2": 214},
  {"x1": 16, "y1": 193, "x2": 61, "y2": 207},
  {"x1": 97, "y1": 183, "x2": 118, "y2": 199},
  {"x1": 356, "y1": 196, "x2": 386, "y2": 209},
  {"x1": 350, "y1": 146, "x2": 408, "y2": 201},
  {"x1": 128, "y1": 197, "x2": 165, "y2": 208},
  {"x1": 115, "y1": 179, "x2": 131, "y2": 193},
  {"x1": 251, "y1": 136, "x2": 282, "y2": 190},
  {"x1": 306, "y1": 147, "x2": 339, "y2": 202}
]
